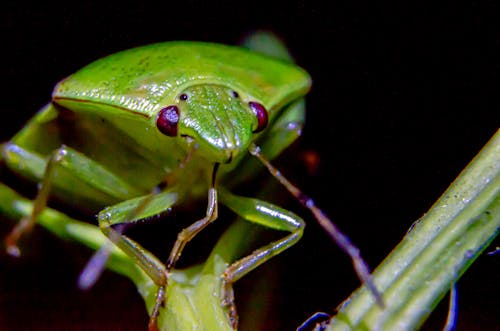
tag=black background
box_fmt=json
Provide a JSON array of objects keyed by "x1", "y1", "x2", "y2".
[{"x1": 1, "y1": 1, "x2": 498, "y2": 330}]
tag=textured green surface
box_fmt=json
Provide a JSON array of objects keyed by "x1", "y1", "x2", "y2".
[
  {"x1": 327, "y1": 129, "x2": 500, "y2": 331},
  {"x1": 54, "y1": 42, "x2": 311, "y2": 118}
]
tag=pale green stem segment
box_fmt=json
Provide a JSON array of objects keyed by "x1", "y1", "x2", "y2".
[{"x1": 327, "y1": 129, "x2": 500, "y2": 331}]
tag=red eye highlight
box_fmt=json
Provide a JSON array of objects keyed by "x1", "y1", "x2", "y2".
[
  {"x1": 156, "y1": 105, "x2": 179, "y2": 136},
  {"x1": 249, "y1": 101, "x2": 268, "y2": 133}
]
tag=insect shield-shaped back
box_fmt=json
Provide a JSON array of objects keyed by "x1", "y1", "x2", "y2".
[
  {"x1": 52, "y1": 42, "x2": 311, "y2": 164},
  {"x1": 155, "y1": 85, "x2": 270, "y2": 164}
]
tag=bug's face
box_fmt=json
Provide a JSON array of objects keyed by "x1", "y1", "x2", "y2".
[{"x1": 156, "y1": 85, "x2": 268, "y2": 163}]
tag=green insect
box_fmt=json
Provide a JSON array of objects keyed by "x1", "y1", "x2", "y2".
[{"x1": 2, "y1": 36, "x2": 381, "y2": 330}]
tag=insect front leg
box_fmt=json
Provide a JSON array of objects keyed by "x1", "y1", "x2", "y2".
[
  {"x1": 166, "y1": 187, "x2": 218, "y2": 270},
  {"x1": 4, "y1": 145, "x2": 64, "y2": 256},
  {"x1": 2, "y1": 142, "x2": 144, "y2": 256},
  {"x1": 96, "y1": 189, "x2": 180, "y2": 331},
  {"x1": 219, "y1": 188, "x2": 305, "y2": 328}
]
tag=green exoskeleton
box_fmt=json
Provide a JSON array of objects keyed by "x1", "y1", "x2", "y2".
[{"x1": 2, "y1": 37, "x2": 381, "y2": 330}]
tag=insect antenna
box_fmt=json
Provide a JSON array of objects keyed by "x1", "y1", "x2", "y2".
[{"x1": 248, "y1": 143, "x2": 384, "y2": 308}]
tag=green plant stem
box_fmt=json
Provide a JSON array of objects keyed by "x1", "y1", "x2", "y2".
[{"x1": 328, "y1": 129, "x2": 500, "y2": 331}]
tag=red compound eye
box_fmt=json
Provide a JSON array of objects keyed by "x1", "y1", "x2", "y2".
[
  {"x1": 249, "y1": 101, "x2": 268, "y2": 133},
  {"x1": 156, "y1": 105, "x2": 179, "y2": 137}
]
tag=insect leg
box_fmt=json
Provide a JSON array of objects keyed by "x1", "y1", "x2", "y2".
[
  {"x1": 2, "y1": 143, "x2": 145, "y2": 256},
  {"x1": 219, "y1": 188, "x2": 305, "y2": 328},
  {"x1": 97, "y1": 191, "x2": 178, "y2": 284},
  {"x1": 96, "y1": 189, "x2": 179, "y2": 331},
  {"x1": 249, "y1": 143, "x2": 385, "y2": 307},
  {"x1": 142, "y1": 172, "x2": 217, "y2": 330},
  {"x1": 4, "y1": 145, "x2": 67, "y2": 256},
  {"x1": 166, "y1": 187, "x2": 218, "y2": 270}
]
